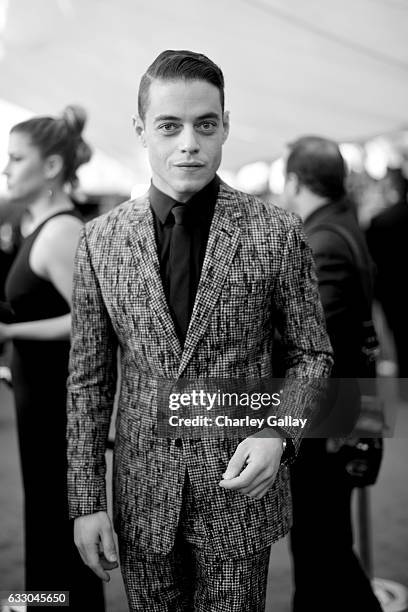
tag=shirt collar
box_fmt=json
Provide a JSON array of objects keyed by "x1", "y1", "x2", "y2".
[{"x1": 149, "y1": 175, "x2": 220, "y2": 225}]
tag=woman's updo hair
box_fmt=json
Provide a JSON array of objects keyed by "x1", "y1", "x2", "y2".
[{"x1": 11, "y1": 104, "x2": 92, "y2": 188}]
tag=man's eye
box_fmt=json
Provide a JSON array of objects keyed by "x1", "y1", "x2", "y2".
[
  {"x1": 198, "y1": 121, "x2": 217, "y2": 132},
  {"x1": 159, "y1": 123, "x2": 179, "y2": 133}
]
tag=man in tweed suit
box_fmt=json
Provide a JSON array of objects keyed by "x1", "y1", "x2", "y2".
[{"x1": 67, "y1": 50, "x2": 333, "y2": 611}]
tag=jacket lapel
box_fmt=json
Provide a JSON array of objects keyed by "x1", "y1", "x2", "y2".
[
  {"x1": 126, "y1": 196, "x2": 182, "y2": 360},
  {"x1": 178, "y1": 184, "x2": 241, "y2": 376}
]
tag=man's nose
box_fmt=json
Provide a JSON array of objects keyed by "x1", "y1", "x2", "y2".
[{"x1": 178, "y1": 127, "x2": 200, "y2": 154}]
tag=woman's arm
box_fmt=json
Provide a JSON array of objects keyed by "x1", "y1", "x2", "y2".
[
  {"x1": 1, "y1": 313, "x2": 71, "y2": 342},
  {"x1": 0, "y1": 215, "x2": 83, "y2": 343}
]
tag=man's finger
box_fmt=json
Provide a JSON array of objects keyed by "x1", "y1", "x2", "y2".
[
  {"x1": 99, "y1": 555, "x2": 119, "y2": 570},
  {"x1": 222, "y1": 443, "x2": 248, "y2": 480},
  {"x1": 238, "y1": 461, "x2": 280, "y2": 493},
  {"x1": 220, "y1": 460, "x2": 262, "y2": 490},
  {"x1": 76, "y1": 545, "x2": 88, "y2": 566},
  {"x1": 244, "y1": 479, "x2": 274, "y2": 500},
  {"x1": 237, "y1": 471, "x2": 273, "y2": 494},
  {"x1": 84, "y1": 544, "x2": 110, "y2": 582},
  {"x1": 100, "y1": 523, "x2": 118, "y2": 564},
  {"x1": 240, "y1": 470, "x2": 279, "y2": 498}
]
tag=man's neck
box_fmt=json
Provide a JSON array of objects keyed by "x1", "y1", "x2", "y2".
[
  {"x1": 297, "y1": 192, "x2": 330, "y2": 223},
  {"x1": 151, "y1": 176, "x2": 217, "y2": 204}
]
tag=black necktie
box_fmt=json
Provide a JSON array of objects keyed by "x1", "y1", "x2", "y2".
[{"x1": 169, "y1": 205, "x2": 190, "y2": 343}]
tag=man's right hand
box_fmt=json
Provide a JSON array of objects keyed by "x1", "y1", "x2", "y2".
[{"x1": 74, "y1": 511, "x2": 118, "y2": 581}]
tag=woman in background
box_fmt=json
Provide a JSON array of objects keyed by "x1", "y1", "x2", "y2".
[{"x1": 0, "y1": 106, "x2": 105, "y2": 610}]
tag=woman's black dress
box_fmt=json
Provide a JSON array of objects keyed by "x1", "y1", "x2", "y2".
[{"x1": 5, "y1": 210, "x2": 105, "y2": 611}]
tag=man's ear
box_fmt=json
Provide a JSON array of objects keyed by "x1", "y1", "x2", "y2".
[
  {"x1": 286, "y1": 172, "x2": 300, "y2": 195},
  {"x1": 132, "y1": 115, "x2": 147, "y2": 147},
  {"x1": 222, "y1": 111, "x2": 230, "y2": 144},
  {"x1": 44, "y1": 154, "x2": 64, "y2": 181}
]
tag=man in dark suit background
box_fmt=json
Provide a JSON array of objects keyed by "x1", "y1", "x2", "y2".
[
  {"x1": 366, "y1": 168, "x2": 408, "y2": 401},
  {"x1": 67, "y1": 52, "x2": 332, "y2": 611},
  {"x1": 282, "y1": 136, "x2": 382, "y2": 612}
]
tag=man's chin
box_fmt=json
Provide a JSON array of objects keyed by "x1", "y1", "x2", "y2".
[{"x1": 171, "y1": 175, "x2": 212, "y2": 198}]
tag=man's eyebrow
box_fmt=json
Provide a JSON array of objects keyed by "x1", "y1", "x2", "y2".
[
  {"x1": 154, "y1": 112, "x2": 221, "y2": 123},
  {"x1": 154, "y1": 115, "x2": 181, "y2": 122},
  {"x1": 195, "y1": 112, "x2": 221, "y2": 120}
]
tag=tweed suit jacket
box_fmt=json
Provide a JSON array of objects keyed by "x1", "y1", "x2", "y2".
[{"x1": 67, "y1": 181, "x2": 333, "y2": 559}]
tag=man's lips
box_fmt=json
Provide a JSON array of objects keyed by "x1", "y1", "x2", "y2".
[{"x1": 173, "y1": 162, "x2": 205, "y2": 168}]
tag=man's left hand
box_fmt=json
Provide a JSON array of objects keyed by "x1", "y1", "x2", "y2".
[{"x1": 219, "y1": 429, "x2": 284, "y2": 499}]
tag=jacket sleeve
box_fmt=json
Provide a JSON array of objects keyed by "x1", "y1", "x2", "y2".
[
  {"x1": 66, "y1": 226, "x2": 118, "y2": 519},
  {"x1": 272, "y1": 215, "x2": 333, "y2": 456}
]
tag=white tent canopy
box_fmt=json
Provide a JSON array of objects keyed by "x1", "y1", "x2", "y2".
[{"x1": 0, "y1": 0, "x2": 407, "y2": 182}]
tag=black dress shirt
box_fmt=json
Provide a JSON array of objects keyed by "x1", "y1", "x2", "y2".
[{"x1": 149, "y1": 175, "x2": 220, "y2": 339}]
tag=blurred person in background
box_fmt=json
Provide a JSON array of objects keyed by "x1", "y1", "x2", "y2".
[
  {"x1": 281, "y1": 136, "x2": 382, "y2": 612},
  {"x1": 0, "y1": 200, "x2": 24, "y2": 370},
  {"x1": 0, "y1": 199, "x2": 25, "y2": 301},
  {"x1": 0, "y1": 106, "x2": 105, "y2": 610},
  {"x1": 366, "y1": 168, "x2": 408, "y2": 400}
]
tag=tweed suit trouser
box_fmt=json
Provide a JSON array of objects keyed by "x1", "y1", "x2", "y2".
[{"x1": 119, "y1": 469, "x2": 271, "y2": 612}]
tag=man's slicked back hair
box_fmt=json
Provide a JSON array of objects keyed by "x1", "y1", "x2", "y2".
[
  {"x1": 286, "y1": 136, "x2": 346, "y2": 201},
  {"x1": 138, "y1": 49, "x2": 225, "y2": 122}
]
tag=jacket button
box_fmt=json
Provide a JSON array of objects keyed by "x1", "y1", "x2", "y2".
[{"x1": 174, "y1": 438, "x2": 182, "y2": 448}]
